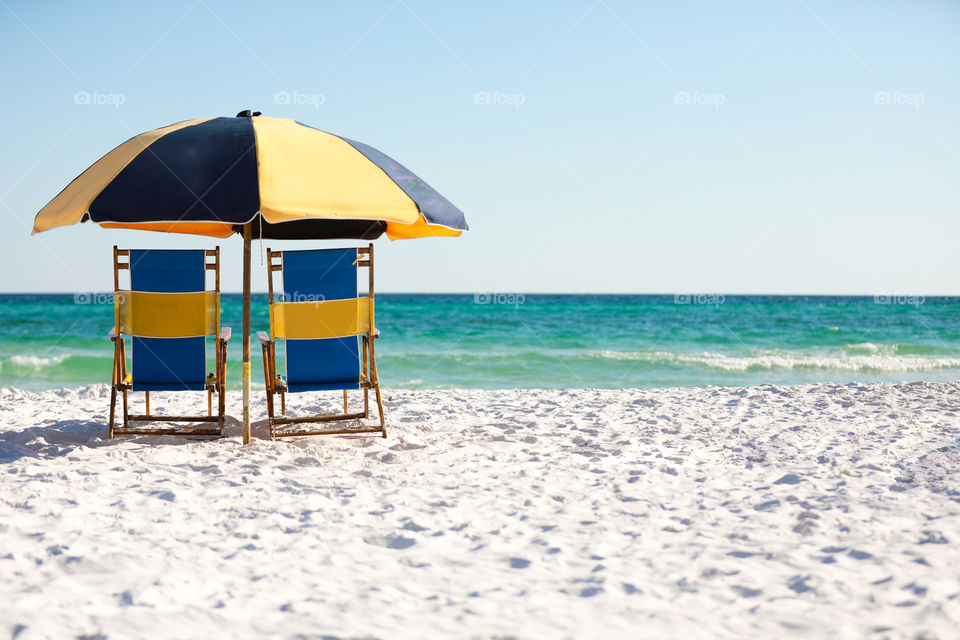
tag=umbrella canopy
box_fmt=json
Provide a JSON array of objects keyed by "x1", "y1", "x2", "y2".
[
  {"x1": 32, "y1": 113, "x2": 468, "y2": 240},
  {"x1": 32, "y1": 112, "x2": 468, "y2": 443}
]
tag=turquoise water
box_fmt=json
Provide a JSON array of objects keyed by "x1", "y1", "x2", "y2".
[{"x1": 0, "y1": 294, "x2": 958, "y2": 391}]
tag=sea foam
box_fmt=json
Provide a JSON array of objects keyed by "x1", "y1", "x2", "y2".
[
  {"x1": 7, "y1": 355, "x2": 69, "y2": 369},
  {"x1": 585, "y1": 349, "x2": 960, "y2": 372}
]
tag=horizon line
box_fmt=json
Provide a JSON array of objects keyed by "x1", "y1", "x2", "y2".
[{"x1": 0, "y1": 291, "x2": 954, "y2": 298}]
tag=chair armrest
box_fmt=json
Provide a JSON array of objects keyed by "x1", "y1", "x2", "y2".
[
  {"x1": 372, "y1": 328, "x2": 381, "y2": 338},
  {"x1": 257, "y1": 330, "x2": 272, "y2": 345},
  {"x1": 220, "y1": 326, "x2": 232, "y2": 342},
  {"x1": 108, "y1": 327, "x2": 117, "y2": 341}
]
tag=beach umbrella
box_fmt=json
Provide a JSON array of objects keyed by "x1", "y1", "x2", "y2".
[{"x1": 32, "y1": 110, "x2": 468, "y2": 443}]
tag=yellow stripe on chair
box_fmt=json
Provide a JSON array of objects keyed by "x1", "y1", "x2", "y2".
[
  {"x1": 271, "y1": 297, "x2": 372, "y2": 340},
  {"x1": 116, "y1": 290, "x2": 219, "y2": 338}
]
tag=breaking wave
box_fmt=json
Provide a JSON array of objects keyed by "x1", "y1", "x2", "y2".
[{"x1": 584, "y1": 347, "x2": 960, "y2": 373}]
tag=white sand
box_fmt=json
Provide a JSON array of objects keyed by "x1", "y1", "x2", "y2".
[{"x1": 1, "y1": 381, "x2": 958, "y2": 639}]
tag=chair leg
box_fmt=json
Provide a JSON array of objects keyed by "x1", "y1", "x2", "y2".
[
  {"x1": 343, "y1": 390, "x2": 348, "y2": 414},
  {"x1": 265, "y1": 390, "x2": 275, "y2": 438},
  {"x1": 108, "y1": 385, "x2": 116, "y2": 439},
  {"x1": 221, "y1": 343, "x2": 228, "y2": 431},
  {"x1": 119, "y1": 338, "x2": 129, "y2": 428},
  {"x1": 109, "y1": 342, "x2": 120, "y2": 439},
  {"x1": 280, "y1": 388, "x2": 286, "y2": 416},
  {"x1": 262, "y1": 345, "x2": 275, "y2": 438},
  {"x1": 370, "y1": 346, "x2": 385, "y2": 437},
  {"x1": 145, "y1": 391, "x2": 150, "y2": 415},
  {"x1": 374, "y1": 383, "x2": 386, "y2": 437},
  {"x1": 218, "y1": 344, "x2": 226, "y2": 432},
  {"x1": 207, "y1": 389, "x2": 212, "y2": 416},
  {"x1": 219, "y1": 386, "x2": 226, "y2": 432}
]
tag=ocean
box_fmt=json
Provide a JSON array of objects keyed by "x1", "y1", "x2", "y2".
[{"x1": 1, "y1": 294, "x2": 958, "y2": 391}]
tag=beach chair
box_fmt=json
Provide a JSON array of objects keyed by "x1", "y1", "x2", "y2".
[
  {"x1": 108, "y1": 247, "x2": 231, "y2": 438},
  {"x1": 257, "y1": 245, "x2": 386, "y2": 438}
]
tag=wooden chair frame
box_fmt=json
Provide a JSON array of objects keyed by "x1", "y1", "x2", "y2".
[
  {"x1": 108, "y1": 246, "x2": 230, "y2": 438},
  {"x1": 258, "y1": 243, "x2": 386, "y2": 438}
]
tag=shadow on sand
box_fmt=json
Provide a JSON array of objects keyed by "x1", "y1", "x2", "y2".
[{"x1": 0, "y1": 414, "x2": 277, "y2": 464}]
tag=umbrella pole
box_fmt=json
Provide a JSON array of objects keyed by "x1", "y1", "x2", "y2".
[{"x1": 242, "y1": 222, "x2": 252, "y2": 444}]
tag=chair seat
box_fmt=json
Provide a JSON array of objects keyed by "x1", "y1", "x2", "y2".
[
  {"x1": 131, "y1": 335, "x2": 207, "y2": 392},
  {"x1": 285, "y1": 336, "x2": 361, "y2": 392},
  {"x1": 131, "y1": 381, "x2": 208, "y2": 392},
  {"x1": 286, "y1": 380, "x2": 362, "y2": 393}
]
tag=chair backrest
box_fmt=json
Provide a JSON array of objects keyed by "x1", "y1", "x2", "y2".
[
  {"x1": 114, "y1": 248, "x2": 220, "y2": 391},
  {"x1": 268, "y1": 246, "x2": 374, "y2": 392}
]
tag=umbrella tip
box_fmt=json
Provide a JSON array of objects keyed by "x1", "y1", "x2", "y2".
[{"x1": 236, "y1": 110, "x2": 261, "y2": 117}]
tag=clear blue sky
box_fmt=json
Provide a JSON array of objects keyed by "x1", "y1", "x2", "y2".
[{"x1": 1, "y1": 0, "x2": 958, "y2": 294}]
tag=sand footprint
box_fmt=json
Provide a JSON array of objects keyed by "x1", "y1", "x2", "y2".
[{"x1": 363, "y1": 534, "x2": 416, "y2": 550}]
